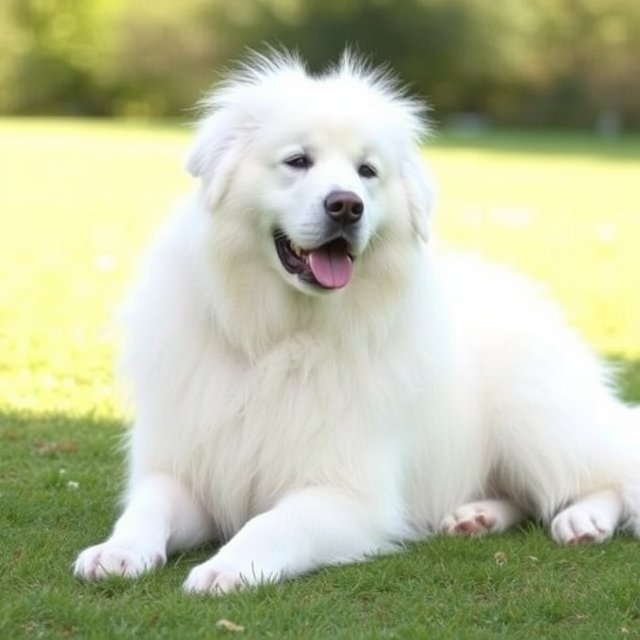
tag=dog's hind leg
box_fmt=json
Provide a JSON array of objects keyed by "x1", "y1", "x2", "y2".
[
  {"x1": 550, "y1": 408, "x2": 640, "y2": 544},
  {"x1": 440, "y1": 498, "x2": 528, "y2": 537},
  {"x1": 74, "y1": 473, "x2": 214, "y2": 581},
  {"x1": 550, "y1": 489, "x2": 623, "y2": 544}
]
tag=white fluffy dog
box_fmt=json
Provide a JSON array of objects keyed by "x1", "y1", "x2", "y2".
[{"x1": 74, "y1": 53, "x2": 640, "y2": 594}]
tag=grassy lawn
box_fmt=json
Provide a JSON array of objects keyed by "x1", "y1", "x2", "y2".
[{"x1": 1, "y1": 119, "x2": 639, "y2": 638}]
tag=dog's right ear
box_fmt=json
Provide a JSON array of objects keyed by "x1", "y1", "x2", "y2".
[{"x1": 185, "y1": 111, "x2": 247, "y2": 208}]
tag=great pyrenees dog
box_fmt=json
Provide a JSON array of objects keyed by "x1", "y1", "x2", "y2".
[{"x1": 74, "y1": 53, "x2": 640, "y2": 594}]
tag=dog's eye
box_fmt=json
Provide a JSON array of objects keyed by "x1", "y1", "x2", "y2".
[
  {"x1": 358, "y1": 163, "x2": 377, "y2": 179},
  {"x1": 284, "y1": 154, "x2": 313, "y2": 170}
]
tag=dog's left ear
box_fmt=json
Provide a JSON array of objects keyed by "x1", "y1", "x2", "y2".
[
  {"x1": 402, "y1": 151, "x2": 435, "y2": 243},
  {"x1": 185, "y1": 113, "x2": 229, "y2": 178}
]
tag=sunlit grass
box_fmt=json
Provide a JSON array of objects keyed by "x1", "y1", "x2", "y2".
[
  {"x1": 430, "y1": 131, "x2": 640, "y2": 358},
  {"x1": 2, "y1": 120, "x2": 639, "y2": 419},
  {"x1": 1, "y1": 119, "x2": 191, "y2": 417}
]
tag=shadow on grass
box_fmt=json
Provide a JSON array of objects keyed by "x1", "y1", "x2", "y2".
[
  {"x1": 0, "y1": 409, "x2": 124, "y2": 471},
  {"x1": 0, "y1": 409, "x2": 126, "y2": 536}
]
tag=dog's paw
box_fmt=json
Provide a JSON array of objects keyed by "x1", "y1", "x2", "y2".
[
  {"x1": 441, "y1": 499, "x2": 525, "y2": 537},
  {"x1": 183, "y1": 560, "x2": 247, "y2": 595},
  {"x1": 551, "y1": 504, "x2": 615, "y2": 545},
  {"x1": 73, "y1": 542, "x2": 166, "y2": 581},
  {"x1": 183, "y1": 558, "x2": 280, "y2": 595},
  {"x1": 441, "y1": 503, "x2": 499, "y2": 537}
]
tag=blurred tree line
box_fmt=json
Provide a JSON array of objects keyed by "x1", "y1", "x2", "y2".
[{"x1": 1, "y1": 0, "x2": 639, "y2": 127}]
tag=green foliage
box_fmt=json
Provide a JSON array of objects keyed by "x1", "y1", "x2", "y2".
[
  {"x1": 1, "y1": 120, "x2": 639, "y2": 637},
  {"x1": 1, "y1": 0, "x2": 640, "y2": 125},
  {"x1": 0, "y1": 0, "x2": 121, "y2": 114}
]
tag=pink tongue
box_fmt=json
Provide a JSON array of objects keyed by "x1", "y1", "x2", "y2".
[{"x1": 308, "y1": 245, "x2": 353, "y2": 289}]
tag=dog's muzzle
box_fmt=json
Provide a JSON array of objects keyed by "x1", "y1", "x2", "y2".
[{"x1": 273, "y1": 190, "x2": 365, "y2": 290}]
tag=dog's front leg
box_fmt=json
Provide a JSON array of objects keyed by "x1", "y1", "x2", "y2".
[
  {"x1": 183, "y1": 486, "x2": 399, "y2": 594},
  {"x1": 74, "y1": 473, "x2": 214, "y2": 580}
]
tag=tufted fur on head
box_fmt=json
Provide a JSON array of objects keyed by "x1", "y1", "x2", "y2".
[{"x1": 185, "y1": 50, "x2": 434, "y2": 242}]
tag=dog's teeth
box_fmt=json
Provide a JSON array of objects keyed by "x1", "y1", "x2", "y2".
[{"x1": 291, "y1": 242, "x2": 302, "y2": 257}]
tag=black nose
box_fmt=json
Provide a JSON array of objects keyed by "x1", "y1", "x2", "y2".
[{"x1": 324, "y1": 191, "x2": 364, "y2": 226}]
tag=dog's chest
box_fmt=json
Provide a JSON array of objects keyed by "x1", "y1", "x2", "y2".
[{"x1": 176, "y1": 334, "x2": 400, "y2": 536}]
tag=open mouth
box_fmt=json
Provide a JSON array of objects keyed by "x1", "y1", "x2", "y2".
[{"x1": 274, "y1": 230, "x2": 354, "y2": 290}]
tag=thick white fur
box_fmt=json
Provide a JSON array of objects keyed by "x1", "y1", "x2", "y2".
[{"x1": 74, "y1": 54, "x2": 640, "y2": 593}]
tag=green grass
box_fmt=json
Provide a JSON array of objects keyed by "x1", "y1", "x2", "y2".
[{"x1": 1, "y1": 119, "x2": 639, "y2": 639}]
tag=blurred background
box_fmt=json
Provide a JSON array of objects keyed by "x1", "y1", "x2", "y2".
[{"x1": 1, "y1": 0, "x2": 640, "y2": 130}]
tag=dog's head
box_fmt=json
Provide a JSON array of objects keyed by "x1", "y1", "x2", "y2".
[{"x1": 187, "y1": 52, "x2": 434, "y2": 295}]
